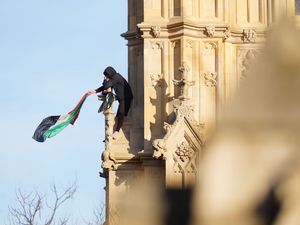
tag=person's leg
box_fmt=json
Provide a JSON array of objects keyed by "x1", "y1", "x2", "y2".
[
  {"x1": 112, "y1": 99, "x2": 132, "y2": 139},
  {"x1": 115, "y1": 114, "x2": 124, "y2": 132},
  {"x1": 112, "y1": 100, "x2": 125, "y2": 139}
]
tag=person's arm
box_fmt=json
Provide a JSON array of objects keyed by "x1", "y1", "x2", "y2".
[
  {"x1": 94, "y1": 78, "x2": 109, "y2": 93},
  {"x1": 101, "y1": 78, "x2": 118, "y2": 90},
  {"x1": 89, "y1": 82, "x2": 109, "y2": 94},
  {"x1": 89, "y1": 76, "x2": 119, "y2": 94},
  {"x1": 95, "y1": 86, "x2": 104, "y2": 93},
  {"x1": 87, "y1": 83, "x2": 105, "y2": 94}
]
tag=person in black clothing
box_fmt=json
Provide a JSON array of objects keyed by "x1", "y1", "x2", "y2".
[{"x1": 88, "y1": 66, "x2": 133, "y2": 139}]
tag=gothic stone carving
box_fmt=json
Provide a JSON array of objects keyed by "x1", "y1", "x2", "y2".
[
  {"x1": 178, "y1": 61, "x2": 190, "y2": 74},
  {"x1": 150, "y1": 26, "x2": 161, "y2": 38},
  {"x1": 102, "y1": 150, "x2": 118, "y2": 170},
  {"x1": 175, "y1": 141, "x2": 194, "y2": 162},
  {"x1": 152, "y1": 122, "x2": 174, "y2": 159},
  {"x1": 205, "y1": 26, "x2": 215, "y2": 37},
  {"x1": 238, "y1": 49, "x2": 258, "y2": 79},
  {"x1": 152, "y1": 99, "x2": 198, "y2": 159},
  {"x1": 150, "y1": 74, "x2": 164, "y2": 87},
  {"x1": 203, "y1": 71, "x2": 218, "y2": 87},
  {"x1": 172, "y1": 99, "x2": 195, "y2": 121},
  {"x1": 173, "y1": 62, "x2": 195, "y2": 100},
  {"x1": 172, "y1": 139, "x2": 198, "y2": 174},
  {"x1": 151, "y1": 41, "x2": 163, "y2": 50},
  {"x1": 224, "y1": 28, "x2": 231, "y2": 40},
  {"x1": 243, "y1": 29, "x2": 257, "y2": 43},
  {"x1": 203, "y1": 42, "x2": 217, "y2": 54},
  {"x1": 152, "y1": 138, "x2": 167, "y2": 159}
]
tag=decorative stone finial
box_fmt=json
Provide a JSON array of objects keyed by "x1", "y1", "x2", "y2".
[
  {"x1": 173, "y1": 62, "x2": 195, "y2": 100},
  {"x1": 101, "y1": 106, "x2": 118, "y2": 171}
]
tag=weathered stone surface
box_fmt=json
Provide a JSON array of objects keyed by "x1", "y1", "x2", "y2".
[{"x1": 101, "y1": 1, "x2": 300, "y2": 225}]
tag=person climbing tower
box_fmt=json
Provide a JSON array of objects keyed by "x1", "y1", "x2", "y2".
[{"x1": 88, "y1": 66, "x2": 133, "y2": 139}]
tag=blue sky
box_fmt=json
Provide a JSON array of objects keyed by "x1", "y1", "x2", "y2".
[{"x1": 0, "y1": 0, "x2": 127, "y2": 223}]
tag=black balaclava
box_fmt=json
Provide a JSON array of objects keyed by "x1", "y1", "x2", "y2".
[{"x1": 103, "y1": 66, "x2": 117, "y2": 79}]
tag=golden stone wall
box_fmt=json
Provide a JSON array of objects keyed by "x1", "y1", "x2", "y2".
[{"x1": 101, "y1": 1, "x2": 300, "y2": 224}]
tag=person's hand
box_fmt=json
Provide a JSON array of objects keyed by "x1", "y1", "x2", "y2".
[
  {"x1": 87, "y1": 90, "x2": 96, "y2": 95},
  {"x1": 102, "y1": 87, "x2": 112, "y2": 94}
]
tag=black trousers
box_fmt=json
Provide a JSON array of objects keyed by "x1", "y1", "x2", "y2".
[{"x1": 115, "y1": 98, "x2": 132, "y2": 131}]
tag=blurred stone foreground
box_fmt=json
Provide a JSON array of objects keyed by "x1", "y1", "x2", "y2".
[
  {"x1": 115, "y1": 21, "x2": 300, "y2": 225},
  {"x1": 192, "y1": 21, "x2": 300, "y2": 225}
]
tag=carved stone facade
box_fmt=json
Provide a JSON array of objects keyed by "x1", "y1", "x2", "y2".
[{"x1": 101, "y1": 1, "x2": 300, "y2": 224}]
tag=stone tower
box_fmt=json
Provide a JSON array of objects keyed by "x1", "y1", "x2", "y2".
[{"x1": 100, "y1": 1, "x2": 300, "y2": 224}]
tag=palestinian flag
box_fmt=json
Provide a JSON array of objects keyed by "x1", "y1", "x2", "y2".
[{"x1": 33, "y1": 92, "x2": 90, "y2": 142}]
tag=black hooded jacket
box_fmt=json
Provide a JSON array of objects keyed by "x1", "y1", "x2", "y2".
[{"x1": 95, "y1": 66, "x2": 133, "y2": 101}]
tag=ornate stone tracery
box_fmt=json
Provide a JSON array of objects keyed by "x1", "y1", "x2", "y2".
[
  {"x1": 175, "y1": 141, "x2": 194, "y2": 162},
  {"x1": 152, "y1": 63, "x2": 202, "y2": 186},
  {"x1": 152, "y1": 99, "x2": 198, "y2": 160},
  {"x1": 172, "y1": 137, "x2": 198, "y2": 175}
]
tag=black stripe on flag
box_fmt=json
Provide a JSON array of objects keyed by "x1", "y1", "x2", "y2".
[{"x1": 32, "y1": 116, "x2": 60, "y2": 142}]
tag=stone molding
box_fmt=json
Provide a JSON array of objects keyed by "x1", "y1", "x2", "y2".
[
  {"x1": 223, "y1": 28, "x2": 231, "y2": 40},
  {"x1": 133, "y1": 22, "x2": 266, "y2": 43}
]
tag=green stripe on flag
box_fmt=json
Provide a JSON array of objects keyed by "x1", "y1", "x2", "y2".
[{"x1": 43, "y1": 95, "x2": 88, "y2": 139}]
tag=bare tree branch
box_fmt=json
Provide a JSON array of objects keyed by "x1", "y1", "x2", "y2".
[
  {"x1": 44, "y1": 181, "x2": 77, "y2": 225},
  {"x1": 8, "y1": 181, "x2": 77, "y2": 225},
  {"x1": 8, "y1": 189, "x2": 43, "y2": 225},
  {"x1": 83, "y1": 203, "x2": 105, "y2": 225},
  {"x1": 7, "y1": 180, "x2": 105, "y2": 225}
]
